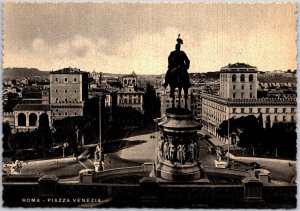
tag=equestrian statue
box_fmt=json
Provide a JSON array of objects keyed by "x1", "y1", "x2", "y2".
[{"x1": 163, "y1": 34, "x2": 191, "y2": 109}]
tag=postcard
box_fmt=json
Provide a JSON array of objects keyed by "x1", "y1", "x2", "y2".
[{"x1": 2, "y1": 2, "x2": 297, "y2": 208}]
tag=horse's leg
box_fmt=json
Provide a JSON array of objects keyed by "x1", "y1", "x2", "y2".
[
  {"x1": 184, "y1": 87, "x2": 188, "y2": 109},
  {"x1": 178, "y1": 87, "x2": 181, "y2": 108}
]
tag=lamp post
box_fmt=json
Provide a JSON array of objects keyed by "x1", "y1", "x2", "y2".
[{"x1": 94, "y1": 94, "x2": 103, "y2": 172}]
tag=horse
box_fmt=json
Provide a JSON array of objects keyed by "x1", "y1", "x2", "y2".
[{"x1": 168, "y1": 66, "x2": 189, "y2": 109}]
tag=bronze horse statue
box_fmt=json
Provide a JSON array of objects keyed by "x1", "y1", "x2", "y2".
[
  {"x1": 168, "y1": 66, "x2": 190, "y2": 109},
  {"x1": 164, "y1": 34, "x2": 191, "y2": 109}
]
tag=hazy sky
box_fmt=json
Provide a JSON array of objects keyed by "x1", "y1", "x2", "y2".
[{"x1": 4, "y1": 3, "x2": 297, "y2": 74}]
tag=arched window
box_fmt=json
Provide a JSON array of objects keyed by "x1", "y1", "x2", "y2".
[
  {"x1": 124, "y1": 79, "x2": 127, "y2": 84},
  {"x1": 18, "y1": 113, "x2": 26, "y2": 126},
  {"x1": 132, "y1": 79, "x2": 135, "y2": 84},
  {"x1": 232, "y1": 74, "x2": 236, "y2": 82},
  {"x1": 29, "y1": 113, "x2": 38, "y2": 126},
  {"x1": 128, "y1": 79, "x2": 131, "y2": 84},
  {"x1": 240, "y1": 74, "x2": 245, "y2": 82},
  {"x1": 249, "y1": 74, "x2": 253, "y2": 82}
]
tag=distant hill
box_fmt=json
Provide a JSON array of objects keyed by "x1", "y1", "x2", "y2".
[{"x1": 3, "y1": 68, "x2": 49, "y2": 79}]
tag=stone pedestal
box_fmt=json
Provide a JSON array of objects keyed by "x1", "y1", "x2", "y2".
[
  {"x1": 242, "y1": 174, "x2": 263, "y2": 201},
  {"x1": 155, "y1": 108, "x2": 203, "y2": 181}
]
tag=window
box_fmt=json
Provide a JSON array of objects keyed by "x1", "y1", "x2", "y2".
[
  {"x1": 240, "y1": 74, "x2": 245, "y2": 82},
  {"x1": 241, "y1": 85, "x2": 244, "y2": 90},
  {"x1": 55, "y1": 78, "x2": 58, "y2": 82},
  {"x1": 65, "y1": 98, "x2": 68, "y2": 103},
  {"x1": 241, "y1": 93, "x2": 244, "y2": 98},
  {"x1": 55, "y1": 90, "x2": 58, "y2": 93},
  {"x1": 266, "y1": 108, "x2": 269, "y2": 113},
  {"x1": 283, "y1": 116, "x2": 286, "y2": 121},
  {"x1": 65, "y1": 112, "x2": 68, "y2": 116},
  {"x1": 233, "y1": 85, "x2": 236, "y2": 90},
  {"x1": 291, "y1": 108, "x2": 295, "y2": 113},
  {"x1": 74, "y1": 78, "x2": 77, "y2": 82},
  {"x1": 56, "y1": 98, "x2": 59, "y2": 102},
  {"x1": 291, "y1": 116, "x2": 294, "y2": 121},
  {"x1": 241, "y1": 108, "x2": 244, "y2": 113},
  {"x1": 282, "y1": 108, "x2": 286, "y2": 113},
  {"x1": 250, "y1": 85, "x2": 252, "y2": 90},
  {"x1": 232, "y1": 108, "x2": 236, "y2": 113},
  {"x1": 250, "y1": 93, "x2": 253, "y2": 98},
  {"x1": 65, "y1": 90, "x2": 68, "y2": 93},
  {"x1": 74, "y1": 112, "x2": 77, "y2": 116},
  {"x1": 274, "y1": 116, "x2": 278, "y2": 121},
  {"x1": 249, "y1": 108, "x2": 253, "y2": 113},
  {"x1": 249, "y1": 74, "x2": 253, "y2": 82},
  {"x1": 124, "y1": 79, "x2": 127, "y2": 84},
  {"x1": 232, "y1": 74, "x2": 237, "y2": 82},
  {"x1": 59, "y1": 113, "x2": 61, "y2": 116},
  {"x1": 75, "y1": 90, "x2": 77, "y2": 93},
  {"x1": 64, "y1": 78, "x2": 68, "y2": 82},
  {"x1": 132, "y1": 79, "x2": 135, "y2": 84},
  {"x1": 258, "y1": 108, "x2": 261, "y2": 113},
  {"x1": 274, "y1": 108, "x2": 278, "y2": 113},
  {"x1": 233, "y1": 93, "x2": 236, "y2": 98}
]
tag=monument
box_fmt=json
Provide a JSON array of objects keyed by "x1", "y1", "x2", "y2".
[{"x1": 156, "y1": 35, "x2": 205, "y2": 181}]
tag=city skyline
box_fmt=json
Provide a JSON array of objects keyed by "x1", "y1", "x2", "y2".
[{"x1": 4, "y1": 3, "x2": 296, "y2": 74}]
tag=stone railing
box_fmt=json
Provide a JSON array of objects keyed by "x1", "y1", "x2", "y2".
[{"x1": 95, "y1": 163, "x2": 153, "y2": 180}]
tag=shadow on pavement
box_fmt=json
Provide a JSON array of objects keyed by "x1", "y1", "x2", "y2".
[{"x1": 103, "y1": 140, "x2": 147, "y2": 154}]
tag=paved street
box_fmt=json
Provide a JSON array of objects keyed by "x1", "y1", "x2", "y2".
[{"x1": 3, "y1": 128, "x2": 296, "y2": 183}]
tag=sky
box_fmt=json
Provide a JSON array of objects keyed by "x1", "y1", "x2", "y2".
[{"x1": 3, "y1": 3, "x2": 297, "y2": 74}]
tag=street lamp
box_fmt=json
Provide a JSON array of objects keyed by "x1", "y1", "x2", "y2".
[{"x1": 94, "y1": 94, "x2": 104, "y2": 172}]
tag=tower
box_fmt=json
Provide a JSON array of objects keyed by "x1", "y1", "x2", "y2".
[{"x1": 219, "y1": 63, "x2": 258, "y2": 99}]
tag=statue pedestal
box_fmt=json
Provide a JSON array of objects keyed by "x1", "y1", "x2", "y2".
[{"x1": 156, "y1": 108, "x2": 204, "y2": 181}]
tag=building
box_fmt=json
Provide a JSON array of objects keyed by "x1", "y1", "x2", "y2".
[
  {"x1": 116, "y1": 72, "x2": 144, "y2": 113},
  {"x1": 50, "y1": 67, "x2": 89, "y2": 120},
  {"x1": 13, "y1": 104, "x2": 52, "y2": 133},
  {"x1": 160, "y1": 87, "x2": 192, "y2": 115},
  {"x1": 202, "y1": 63, "x2": 297, "y2": 143}
]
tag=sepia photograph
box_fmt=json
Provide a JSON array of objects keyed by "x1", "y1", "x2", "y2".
[{"x1": 2, "y1": 1, "x2": 297, "y2": 208}]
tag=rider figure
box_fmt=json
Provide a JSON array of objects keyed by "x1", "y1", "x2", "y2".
[{"x1": 163, "y1": 35, "x2": 191, "y2": 88}]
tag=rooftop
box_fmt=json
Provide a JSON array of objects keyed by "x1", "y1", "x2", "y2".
[
  {"x1": 13, "y1": 104, "x2": 51, "y2": 111},
  {"x1": 221, "y1": 63, "x2": 257, "y2": 73},
  {"x1": 50, "y1": 67, "x2": 87, "y2": 74}
]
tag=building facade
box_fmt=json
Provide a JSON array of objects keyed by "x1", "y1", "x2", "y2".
[
  {"x1": 202, "y1": 63, "x2": 296, "y2": 143},
  {"x1": 115, "y1": 72, "x2": 144, "y2": 113},
  {"x1": 160, "y1": 87, "x2": 192, "y2": 115},
  {"x1": 13, "y1": 104, "x2": 53, "y2": 133},
  {"x1": 50, "y1": 67, "x2": 89, "y2": 120}
]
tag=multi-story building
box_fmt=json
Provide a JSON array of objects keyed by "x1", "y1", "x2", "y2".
[
  {"x1": 117, "y1": 72, "x2": 144, "y2": 113},
  {"x1": 50, "y1": 67, "x2": 89, "y2": 120},
  {"x1": 202, "y1": 63, "x2": 296, "y2": 143},
  {"x1": 160, "y1": 87, "x2": 192, "y2": 115}
]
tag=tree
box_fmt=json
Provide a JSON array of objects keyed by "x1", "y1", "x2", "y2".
[
  {"x1": 35, "y1": 113, "x2": 52, "y2": 156},
  {"x1": 3, "y1": 122, "x2": 12, "y2": 150}
]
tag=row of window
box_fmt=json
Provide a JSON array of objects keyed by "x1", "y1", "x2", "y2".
[
  {"x1": 232, "y1": 84, "x2": 253, "y2": 90},
  {"x1": 55, "y1": 98, "x2": 79, "y2": 103},
  {"x1": 203, "y1": 99, "x2": 226, "y2": 112},
  {"x1": 119, "y1": 94, "x2": 142, "y2": 98},
  {"x1": 55, "y1": 89, "x2": 77, "y2": 93},
  {"x1": 232, "y1": 93, "x2": 254, "y2": 98},
  {"x1": 123, "y1": 79, "x2": 136, "y2": 84},
  {"x1": 54, "y1": 112, "x2": 77, "y2": 116},
  {"x1": 119, "y1": 99, "x2": 141, "y2": 104},
  {"x1": 51, "y1": 105, "x2": 83, "y2": 109},
  {"x1": 232, "y1": 107, "x2": 295, "y2": 114},
  {"x1": 54, "y1": 77, "x2": 78, "y2": 83},
  {"x1": 220, "y1": 74, "x2": 254, "y2": 82}
]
